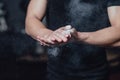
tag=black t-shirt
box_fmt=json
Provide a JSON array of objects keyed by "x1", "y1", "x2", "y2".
[
  {"x1": 46, "y1": 0, "x2": 120, "y2": 31},
  {"x1": 46, "y1": 0, "x2": 120, "y2": 77}
]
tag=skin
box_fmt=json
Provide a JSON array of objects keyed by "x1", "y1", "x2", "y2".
[
  {"x1": 25, "y1": 0, "x2": 120, "y2": 47},
  {"x1": 75, "y1": 6, "x2": 120, "y2": 47}
]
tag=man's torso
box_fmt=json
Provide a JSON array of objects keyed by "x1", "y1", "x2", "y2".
[{"x1": 46, "y1": 0, "x2": 109, "y2": 78}]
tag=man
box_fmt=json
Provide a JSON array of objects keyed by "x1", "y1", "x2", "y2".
[{"x1": 25, "y1": 0, "x2": 120, "y2": 80}]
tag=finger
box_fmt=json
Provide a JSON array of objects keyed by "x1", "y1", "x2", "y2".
[
  {"x1": 58, "y1": 27, "x2": 66, "y2": 30},
  {"x1": 62, "y1": 30, "x2": 71, "y2": 38},
  {"x1": 40, "y1": 35, "x2": 55, "y2": 45},
  {"x1": 55, "y1": 27, "x2": 71, "y2": 38},
  {"x1": 51, "y1": 37, "x2": 56, "y2": 41},
  {"x1": 56, "y1": 31, "x2": 68, "y2": 42},
  {"x1": 52, "y1": 34, "x2": 63, "y2": 42},
  {"x1": 71, "y1": 28, "x2": 76, "y2": 33},
  {"x1": 47, "y1": 37, "x2": 55, "y2": 44},
  {"x1": 59, "y1": 25, "x2": 72, "y2": 30},
  {"x1": 37, "y1": 37, "x2": 43, "y2": 43},
  {"x1": 37, "y1": 36, "x2": 53, "y2": 46},
  {"x1": 38, "y1": 41, "x2": 43, "y2": 45},
  {"x1": 65, "y1": 25, "x2": 72, "y2": 30},
  {"x1": 36, "y1": 36, "x2": 45, "y2": 45},
  {"x1": 59, "y1": 29, "x2": 71, "y2": 38},
  {"x1": 42, "y1": 42, "x2": 50, "y2": 46},
  {"x1": 61, "y1": 30, "x2": 72, "y2": 38},
  {"x1": 39, "y1": 37, "x2": 51, "y2": 45}
]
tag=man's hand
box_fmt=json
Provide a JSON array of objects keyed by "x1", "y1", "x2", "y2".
[
  {"x1": 69, "y1": 6, "x2": 120, "y2": 47},
  {"x1": 37, "y1": 25, "x2": 74, "y2": 46}
]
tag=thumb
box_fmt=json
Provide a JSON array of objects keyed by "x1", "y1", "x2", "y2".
[
  {"x1": 70, "y1": 28, "x2": 76, "y2": 33},
  {"x1": 59, "y1": 25, "x2": 72, "y2": 30},
  {"x1": 71, "y1": 28, "x2": 78, "y2": 37}
]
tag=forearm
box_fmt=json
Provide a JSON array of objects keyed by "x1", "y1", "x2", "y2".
[
  {"x1": 25, "y1": 0, "x2": 52, "y2": 40},
  {"x1": 77, "y1": 26, "x2": 120, "y2": 47},
  {"x1": 25, "y1": 16, "x2": 52, "y2": 40}
]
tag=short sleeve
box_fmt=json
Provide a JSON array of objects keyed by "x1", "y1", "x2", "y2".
[{"x1": 107, "y1": 0, "x2": 120, "y2": 7}]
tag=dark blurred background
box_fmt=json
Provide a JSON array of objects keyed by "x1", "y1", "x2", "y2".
[{"x1": 0, "y1": 0, "x2": 120, "y2": 80}]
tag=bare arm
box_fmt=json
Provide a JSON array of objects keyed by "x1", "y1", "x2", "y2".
[
  {"x1": 110, "y1": 41, "x2": 120, "y2": 47},
  {"x1": 25, "y1": 0, "x2": 52, "y2": 40},
  {"x1": 25, "y1": 0, "x2": 70, "y2": 46},
  {"x1": 76, "y1": 6, "x2": 120, "y2": 47}
]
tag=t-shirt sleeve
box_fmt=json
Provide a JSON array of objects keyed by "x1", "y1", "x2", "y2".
[{"x1": 107, "y1": 0, "x2": 120, "y2": 7}]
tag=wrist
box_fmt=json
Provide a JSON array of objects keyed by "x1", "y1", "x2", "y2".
[{"x1": 77, "y1": 32, "x2": 90, "y2": 42}]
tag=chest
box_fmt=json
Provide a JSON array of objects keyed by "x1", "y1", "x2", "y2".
[
  {"x1": 48, "y1": 0, "x2": 107, "y2": 13},
  {"x1": 47, "y1": 0, "x2": 109, "y2": 31}
]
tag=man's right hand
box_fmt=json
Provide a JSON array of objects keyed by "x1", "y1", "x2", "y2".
[{"x1": 37, "y1": 26, "x2": 72, "y2": 46}]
